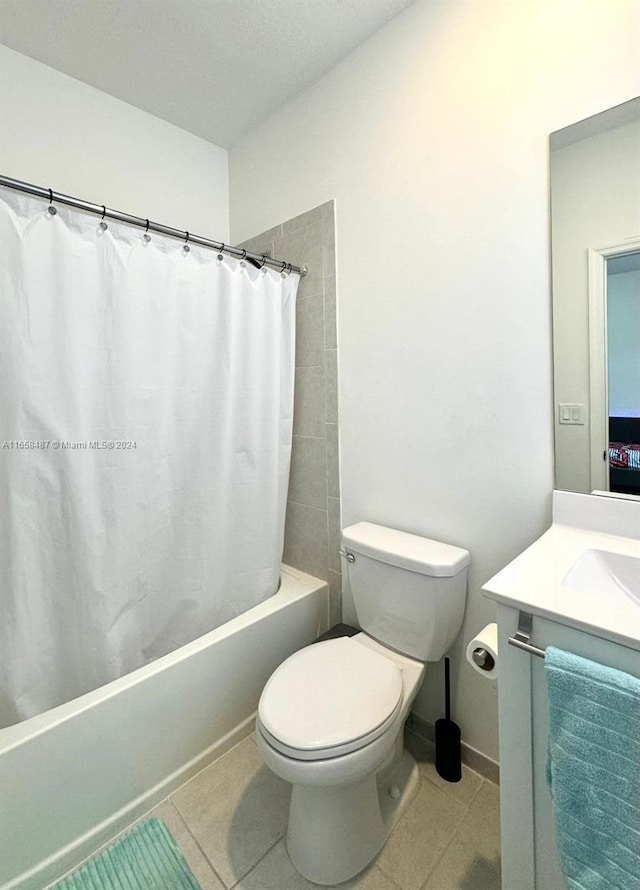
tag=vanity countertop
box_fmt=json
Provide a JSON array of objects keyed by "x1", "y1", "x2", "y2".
[{"x1": 483, "y1": 521, "x2": 640, "y2": 651}]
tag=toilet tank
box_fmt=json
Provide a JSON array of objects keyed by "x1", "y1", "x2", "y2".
[{"x1": 342, "y1": 522, "x2": 470, "y2": 661}]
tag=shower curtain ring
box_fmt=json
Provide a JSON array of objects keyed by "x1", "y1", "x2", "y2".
[
  {"x1": 217, "y1": 243, "x2": 225, "y2": 262},
  {"x1": 47, "y1": 188, "x2": 57, "y2": 215},
  {"x1": 143, "y1": 219, "x2": 151, "y2": 243},
  {"x1": 183, "y1": 231, "x2": 190, "y2": 253},
  {"x1": 99, "y1": 205, "x2": 108, "y2": 231},
  {"x1": 280, "y1": 260, "x2": 288, "y2": 276}
]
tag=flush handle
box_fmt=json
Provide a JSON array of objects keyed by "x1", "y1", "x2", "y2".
[{"x1": 339, "y1": 549, "x2": 355, "y2": 563}]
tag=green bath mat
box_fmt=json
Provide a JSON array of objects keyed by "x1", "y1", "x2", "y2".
[{"x1": 52, "y1": 818, "x2": 201, "y2": 890}]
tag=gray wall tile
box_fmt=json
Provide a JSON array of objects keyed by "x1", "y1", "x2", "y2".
[
  {"x1": 322, "y1": 204, "x2": 336, "y2": 278},
  {"x1": 327, "y1": 496, "x2": 342, "y2": 574},
  {"x1": 293, "y1": 365, "x2": 325, "y2": 437},
  {"x1": 326, "y1": 423, "x2": 340, "y2": 499},
  {"x1": 244, "y1": 202, "x2": 340, "y2": 620},
  {"x1": 283, "y1": 501, "x2": 328, "y2": 581},
  {"x1": 323, "y1": 275, "x2": 336, "y2": 349},
  {"x1": 288, "y1": 436, "x2": 327, "y2": 510},
  {"x1": 275, "y1": 224, "x2": 323, "y2": 299},
  {"x1": 295, "y1": 294, "x2": 324, "y2": 367},
  {"x1": 324, "y1": 348, "x2": 338, "y2": 424},
  {"x1": 328, "y1": 570, "x2": 343, "y2": 628},
  {"x1": 237, "y1": 224, "x2": 282, "y2": 259},
  {"x1": 321, "y1": 200, "x2": 335, "y2": 230}
]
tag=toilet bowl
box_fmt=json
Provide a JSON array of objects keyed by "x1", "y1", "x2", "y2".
[
  {"x1": 256, "y1": 522, "x2": 470, "y2": 885},
  {"x1": 256, "y1": 633, "x2": 425, "y2": 884}
]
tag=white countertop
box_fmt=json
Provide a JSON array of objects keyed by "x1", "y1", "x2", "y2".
[{"x1": 483, "y1": 493, "x2": 640, "y2": 651}]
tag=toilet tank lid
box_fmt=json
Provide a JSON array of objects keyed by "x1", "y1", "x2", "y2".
[{"x1": 342, "y1": 522, "x2": 470, "y2": 577}]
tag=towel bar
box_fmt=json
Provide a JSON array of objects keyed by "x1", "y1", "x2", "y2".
[{"x1": 507, "y1": 611, "x2": 546, "y2": 658}]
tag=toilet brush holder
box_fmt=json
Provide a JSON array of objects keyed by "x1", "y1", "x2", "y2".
[{"x1": 435, "y1": 657, "x2": 462, "y2": 782}]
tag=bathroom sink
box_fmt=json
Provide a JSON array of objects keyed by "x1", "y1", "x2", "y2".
[
  {"x1": 563, "y1": 549, "x2": 640, "y2": 604},
  {"x1": 482, "y1": 491, "x2": 640, "y2": 650}
]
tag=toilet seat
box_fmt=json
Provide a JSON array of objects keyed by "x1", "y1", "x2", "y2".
[{"x1": 258, "y1": 637, "x2": 404, "y2": 761}]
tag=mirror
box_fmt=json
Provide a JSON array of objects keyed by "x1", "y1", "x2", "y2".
[{"x1": 551, "y1": 97, "x2": 640, "y2": 497}]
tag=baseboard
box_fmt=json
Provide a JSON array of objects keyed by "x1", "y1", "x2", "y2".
[
  {"x1": 6, "y1": 716, "x2": 255, "y2": 890},
  {"x1": 405, "y1": 712, "x2": 500, "y2": 785}
]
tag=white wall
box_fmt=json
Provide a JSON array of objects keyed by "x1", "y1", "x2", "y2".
[
  {"x1": 230, "y1": 0, "x2": 640, "y2": 760},
  {"x1": 0, "y1": 46, "x2": 229, "y2": 239},
  {"x1": 552, "y1": 118, "x2": 640, "y2": 492}
]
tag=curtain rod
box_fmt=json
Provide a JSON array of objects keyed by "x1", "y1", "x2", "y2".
[{"x1": 0, "y1": 175, "x2": 307, "y2": 277}]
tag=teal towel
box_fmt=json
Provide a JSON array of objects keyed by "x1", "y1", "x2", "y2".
[
  {"x1": 52, "y1": 818, "x2": 201, "y2": 890},
  {"x1": 545, "y1": 646, "x2": 640, "y2": 890}
]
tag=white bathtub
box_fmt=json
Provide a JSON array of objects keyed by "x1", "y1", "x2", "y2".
[{"x1": 0, "y1": 566, "x2": 328, "y2": 890}]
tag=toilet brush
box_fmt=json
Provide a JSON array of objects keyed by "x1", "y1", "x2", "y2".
[{"x1": 435, "y1": 657, "x2": 462, "y2": 782}]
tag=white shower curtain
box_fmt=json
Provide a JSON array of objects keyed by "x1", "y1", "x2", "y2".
[{"x1": 0, "y1": 189, "x2": 298, "y2": 726}]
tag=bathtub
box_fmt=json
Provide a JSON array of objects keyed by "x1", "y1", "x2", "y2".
[{"x1": 0, "y1": 566, "x2": 328, "y2": 890}]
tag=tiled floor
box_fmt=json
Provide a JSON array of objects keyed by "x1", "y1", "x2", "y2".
[{"x1": 135, "y1": 732, "x2": 501, "y2": 890}]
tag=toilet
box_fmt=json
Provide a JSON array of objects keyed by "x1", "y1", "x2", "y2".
[{"x1": 255, "y1": 521, "x2": 470, "y2": 885}]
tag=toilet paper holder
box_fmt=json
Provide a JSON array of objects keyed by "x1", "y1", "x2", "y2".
[{"x1": 471, "y1": 647, "x2": 495, "y2": 672}]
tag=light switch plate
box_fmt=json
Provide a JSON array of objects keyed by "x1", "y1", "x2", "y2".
[{"x1": 558, "y1": 403, "x2": 585, "y2": 425}]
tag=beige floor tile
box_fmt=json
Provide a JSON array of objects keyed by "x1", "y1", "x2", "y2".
[
  {"x1": 171, "y1": 737, "x2": 290, "y2": 887},
  {"x1": 420, "y1": 782, "x2": 501, "y2": 890},
  {"x1": 460, "y1": 781, "x2": 501, "y2": 843},
  {"x1": 376, "y1": 779, "x2": 467, "y2": 890},
  {"x1": 237, "y1": 840, "x2": 403, "y2": 890},
  {"x1": 404, "y1": 731, "x2": 482, "y2": 808},
  {"x1": 421, "y1": 836, "x2": 500, "y2": 890},
  {"x1": 424, "y1": 762, "x2": 483, "y2": 807},
  {"x1": 147, "y1": 800, "x2": 226, "y2": 890}
]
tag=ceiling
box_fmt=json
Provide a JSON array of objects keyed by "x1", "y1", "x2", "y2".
[{"x1": 0, "y1": 0, "x2": 417, "y2": 148}]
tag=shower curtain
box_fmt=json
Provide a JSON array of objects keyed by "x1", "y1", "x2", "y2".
[{"x1": 0, "y1": 189, "x2": 298, "y2": 726}]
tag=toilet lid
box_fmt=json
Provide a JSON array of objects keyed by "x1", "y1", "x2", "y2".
[{"x1": 258, "y1": 637, "x2": 403, "y2": 757}]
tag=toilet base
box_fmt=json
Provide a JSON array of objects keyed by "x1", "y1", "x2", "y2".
[{"x1": 286, "y1": 744, "x2": 420, "y2": 886}]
